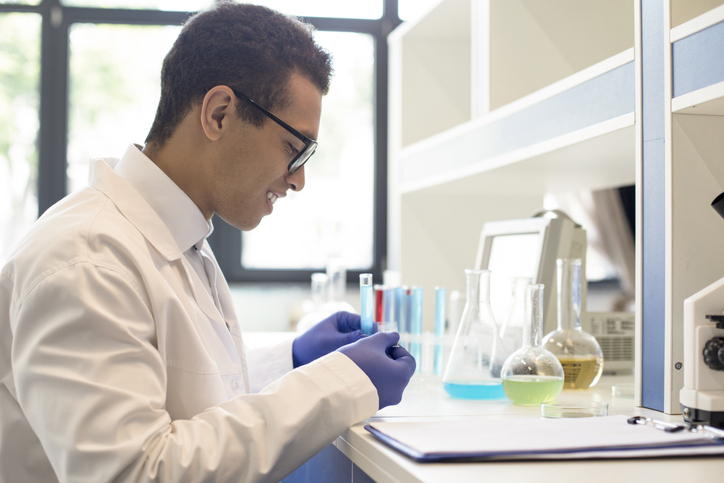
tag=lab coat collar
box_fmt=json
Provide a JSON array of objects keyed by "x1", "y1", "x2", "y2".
[
  {"x1": 113, "y1": 144, "x2": 212, "y2": 254},
  {"x1": 88, "y1": 149, "x2": 197, "y2": 261}
]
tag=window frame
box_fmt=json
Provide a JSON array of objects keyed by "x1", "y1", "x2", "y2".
[{"x1": 1, "y1": 0, "x2": 401, "y2": 285}]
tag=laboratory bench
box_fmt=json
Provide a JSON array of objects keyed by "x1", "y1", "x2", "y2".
[{"x1": 284, "y1": 373, "x2": 724, "y2": 483}]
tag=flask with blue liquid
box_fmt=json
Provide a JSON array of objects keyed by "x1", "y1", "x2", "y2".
[{"x1": 442, "y1": 269, "x2": 507, "y2": 399}]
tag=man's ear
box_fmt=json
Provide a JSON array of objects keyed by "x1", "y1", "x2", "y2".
[{"x1": 200, "y1": 86, "x2": 235, "y2": 141}]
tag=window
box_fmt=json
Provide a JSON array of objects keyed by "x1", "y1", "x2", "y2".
[
  {"x1": 0, "y1": 0, "x2": 405, "y2": 282},
  {"x1": 240, "y1": 31, "x2": 375, "y2": 271},
  {"x1": 249, "y1": 0, "x2": 382, "y2": 19},
  {"x1": 61, "y1": 0, "x2": 210, "y2": 9},
  {"x1": 67, "y1": 23, "x2": 181, "y2": 193},
  {"x1": 0, "y1": 12, "x2": 40, "y2": 264}
]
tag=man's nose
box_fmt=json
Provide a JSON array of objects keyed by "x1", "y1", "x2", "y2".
[{"x1": 286, "y1": 165, "x2": 305, "y2": 192}]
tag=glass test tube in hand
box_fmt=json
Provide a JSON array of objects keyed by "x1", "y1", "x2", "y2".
[{"x1": 360, "y1": 274, "x2": 374, "y2": 335}]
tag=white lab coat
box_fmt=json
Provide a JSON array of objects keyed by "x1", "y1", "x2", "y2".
[{"x1": 0, "y1": 155, "x2": 377, "y2": 482}]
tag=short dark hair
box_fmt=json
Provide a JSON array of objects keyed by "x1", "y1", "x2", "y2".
[{"x1": 145, "y1": 2, "x2": 333, "y2": 148}]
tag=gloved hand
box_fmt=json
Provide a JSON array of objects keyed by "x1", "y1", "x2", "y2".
[
  {"x1": 292, "y1": 311, "x2": 370, "y2": 367},
  {"x1": 337, "y1": 332, "x2": 416, "y2": 409}
]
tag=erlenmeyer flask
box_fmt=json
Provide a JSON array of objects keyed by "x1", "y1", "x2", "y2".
[
  {"x1": 501, "y1": 284, "x2": 564, "y2": 405},
  {"x1": 442, "y1": 269, "x2": 507, "y2": 399},
  {"x1": 499, "y1": 277, "x2": 532, "y2": 356},
  {"x1": 543, "y1": 259, "x2": 604, "y2": 389}
]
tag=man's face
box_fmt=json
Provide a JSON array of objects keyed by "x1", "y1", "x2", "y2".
[{"x1": 208, "y1": 73, "x2": 322, "y2": 231}]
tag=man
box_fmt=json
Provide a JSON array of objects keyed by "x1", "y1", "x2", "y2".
[{"x1": 0, "y1": 3, "x2": 415, "y2": 482}]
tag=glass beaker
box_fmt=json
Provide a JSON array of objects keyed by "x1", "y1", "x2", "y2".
[
  {"x1": 501, "y1": 284, "x2": 564, "y2": 405},
  {"x1": 543, "y1": 259, "x2": 603, "y2": 389},
  {"x1": 442, "y1": 269, "x2": 507, "y2": 399},
  {"x1": 499, "y1": 277, "x2": 532, "y2": 356}
]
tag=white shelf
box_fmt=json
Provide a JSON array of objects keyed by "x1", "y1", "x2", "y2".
[
  {"x1": 390, "y1": 0, "x2": 472, "y2": 148},
  {"x1": 483, "y1": 0, "x2": 634, "y2": 113},
  {"x1": 402, "y1": 114, "x2": 635, "y2": 196},
  {"x1": 399, "y1": 49, "x2": 636, "y2": 195},
  {"x1": 389, "y1": 0, "x2": 634, "y2": 150},
  {"x1": 672, "y1": 80, "x2": 724, "y2": 114},
  {"x1": 670, "y1": 0, "x2": 724, "y2": 33}
]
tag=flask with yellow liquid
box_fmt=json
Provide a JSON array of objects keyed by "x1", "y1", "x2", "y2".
[{"x1": 543, "y1": 259, "x2": 603, "y2": 389}]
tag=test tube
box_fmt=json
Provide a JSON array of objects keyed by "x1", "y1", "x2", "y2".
[
  {"x1": 394, "y1": 286, "x2": 406, "y2": 334},
  {"x1": 410, "y1": 286, "x2": 423, "y2": 371},
  {"x1": 383, "y1": 287, "x2": 395, "y2": 325},
  {"x1": 360, "y1": 274, "x2": 374, "y2": 335},
  {"x1": 434, "y1": 286, "x2": 446, "y2": 375},
  {"x1": 374, "y1": 285, "x2": 385, "y2": 324}
]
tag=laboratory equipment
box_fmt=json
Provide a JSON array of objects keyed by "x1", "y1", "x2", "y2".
[
  {"x1": 394, "y1": 286, "x2": 407, "y2": 333},
  {"x1": 442, "y1": 269, "x2": 507, "y2": 399},
  {"x1": 475, "y1": 210, "x2": 587, "y2": 335},
  {"x1": 375, "y1": 285, "x2": 385, "y2": 323},
  {"x1": 410, "y1": 287, "x2": 423, "y2": 372},
  {"x1": 543, "y1": 259, "x2": 603, "y2": 389},
  {"x1": 360, "y1": 273, "x2": 374, "y2": 335},
  {"x1": 323, "y1": 259, "x2": 356, "y2": 314},
  {"x1": 447, "y1": 289, "x2": 464, "y2": 335},
  {"x1": 434, "y1": 287, "x2": 446, "y2": 376},
  {"x1": 374, "y1": 285, "x2": 396, "y2": 325},
  {"x1": 380, "y1": 320, "x2": 398, "y2": 333},
  {"x1": 587, "y1": 311, "x2": 635, "y2": 374},
  {"x1": 499, "y1": 277, "x2": 532, "y2": 356},
  {"x1": 679, "y1": 191, "x2": 724, "y2": 429},
  {"x1": 501, "y1": 284, "x2": 564, "y2": 405},
  {"x1": 296, "y1": 273, "x2": 332, "y2": 333},
  {"x1": 541, "y1": 401, "x2": 608, "y2": 418}
]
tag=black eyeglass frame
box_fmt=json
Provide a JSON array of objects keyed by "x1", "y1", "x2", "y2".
[{"x1": 231, "y1": 88, "x2": 318, "y2": 173}]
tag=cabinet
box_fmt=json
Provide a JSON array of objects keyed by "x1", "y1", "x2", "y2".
[
  {"x1": 640, "y1": 0, "x2": 724, "y2": 414},
  {"x1": 388, "y1": 0, "x2": 635, "y2": 328},
  {"x1": 388, "y1": 0, "x2": 724, "y2": 414}
]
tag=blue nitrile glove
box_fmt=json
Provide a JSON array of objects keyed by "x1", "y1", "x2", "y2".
[
  {"x1": 337, "y1": 332, "x2": 416, "y2": 409},
  {"x1": 293, "y1": 311, "x2": 370, "y2": 367}
]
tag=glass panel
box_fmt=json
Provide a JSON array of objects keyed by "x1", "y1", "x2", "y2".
[
  {"x1": 256, "y1": 0, "x2": 382, "y2": 19},
  {"x1": 0, "y1": 13, "x2": 40, "y2": 263},
  {"x1": 61, "y1": 0, "x2": 210, "y2": 10},
  {"x1": 67, "y1": 23, "x2": 181, "y2": 194},
  {"x1": 242, "y1": 31, "x2": 375, "y2": 270},
  {"x1": 398, "y1": 0, "x2": 440, "y2": 21}
]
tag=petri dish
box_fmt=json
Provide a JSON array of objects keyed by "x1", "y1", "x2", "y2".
[{"x1": 541, "y1": 401, "x2": 609, "y2": 418}]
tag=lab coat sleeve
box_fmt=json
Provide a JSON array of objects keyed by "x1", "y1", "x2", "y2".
[
  {"x1": 10, "y1": 262, "x2": 378, "y2": 483},
  {"x1": 245, "y1": 336, "x2": 296, "y2": 393}
]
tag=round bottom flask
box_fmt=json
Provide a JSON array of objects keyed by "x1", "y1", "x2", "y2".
[
  {"x1": 501, "y1": 284, "x2": 564, "y2": 405},
  {"x1": 543, "y1": 259, "x2": 603, "y2": 389}
]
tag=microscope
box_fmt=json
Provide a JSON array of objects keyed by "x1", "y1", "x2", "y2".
[{"x1": 680, "y1": 192, "x2": 724, "y2": 429}]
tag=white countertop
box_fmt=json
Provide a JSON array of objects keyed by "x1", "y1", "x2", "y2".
[{"x1": 333, "y1": 373, "x2": 724, "y2": 483}]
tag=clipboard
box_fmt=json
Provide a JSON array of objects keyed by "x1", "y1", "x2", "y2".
[{"x1": 364, "y1": 415, "x2": 724, "y2": 462}]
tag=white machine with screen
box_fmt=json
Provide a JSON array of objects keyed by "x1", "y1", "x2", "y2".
[{"x1": 475, "y1": 211, "x2": 587, "y2": 336}]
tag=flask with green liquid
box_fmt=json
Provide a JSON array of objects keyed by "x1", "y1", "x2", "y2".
[{"x1": 501, "y1": 283, "x2": 564, "y2": 405}]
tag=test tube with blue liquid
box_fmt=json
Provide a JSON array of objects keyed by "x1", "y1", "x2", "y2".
[
  {"x1": 395, "y1": 287, "x2": 407, "y2": 335},
  {"x1": 359, "y1": 274, "x2": 374, "y2": 335}
]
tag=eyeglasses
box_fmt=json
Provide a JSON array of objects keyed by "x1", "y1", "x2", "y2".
[{"x1": 231, "y1": 89, "x2": 317, "y2": 173}]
